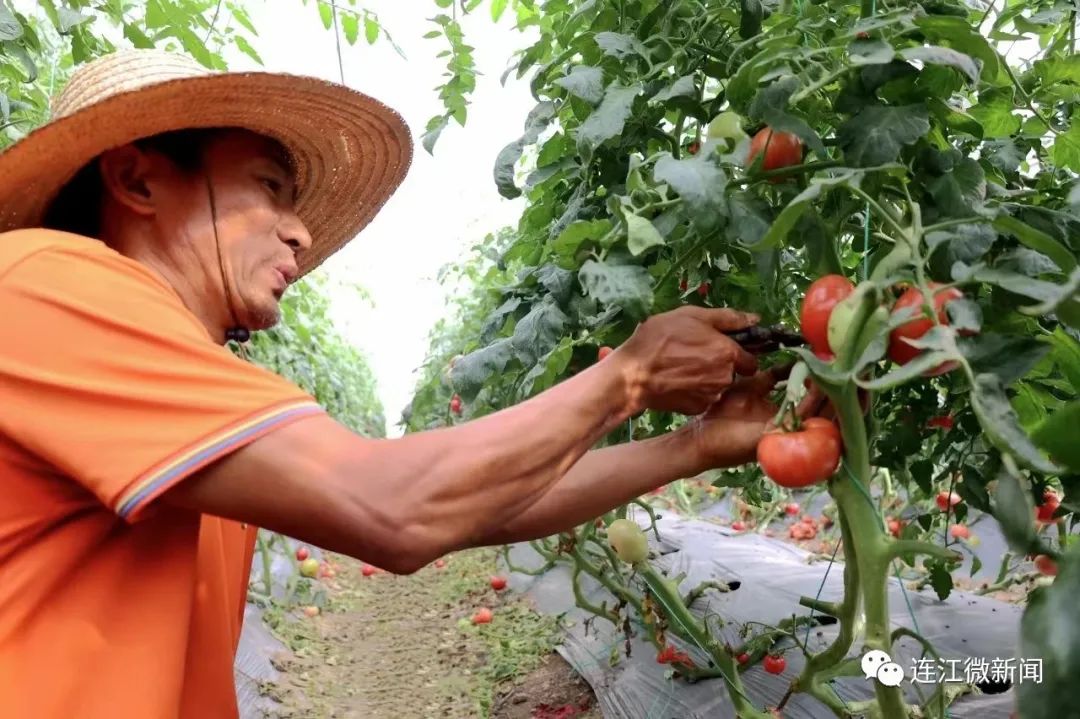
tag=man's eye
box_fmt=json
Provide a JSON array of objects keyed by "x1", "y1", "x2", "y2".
[{"x1": 261, "y1": 177, "x2": 282, "y2": 194}]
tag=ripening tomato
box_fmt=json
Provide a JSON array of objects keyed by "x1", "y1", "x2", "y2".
[
  {"x1": 697, "y1": 281, "x2": 711, "y2": 298},
  {"x1": 758, "y1": 418, "x2": 843, "y2": 488},
  {"x1": 302, "y1": 605, "x2": 320, "y2": 618},
  {"x1": 361, "y1": 564, "x2": 377, "y2": 577},
  {"x1": 434, "y1": 558, "x2": 447, "y2": 569},
  {"x1": 608, "y1": 519, "x2": 649, "y2": 564},
  {"x1": 936, "y1": 491, "x2": 962, "y2": 512},
  {"x1": 472, "y1": 608, "x2": 493, "y2": 625},
  {"x1": 1034, "y1": 555, "x2": 1058, "y2": 577},
  {"x1": 490, "y1": 576, "x2": 507, "y2": 591},
  {"x1": 887, "y1": 517, "x2": 904, "y2": 538},
  {"x1": 1036, "y1": 490, "x2": 1060, "y2": 522},
  {"x1": 737, "y1": 652, "x2": 750, "y2": 665},
  {"x1": 747, "y1": 128, "x2": 804, "y2": 181},
  {"x1": 763, "y1": 654, "x2": 787, "y2": 675},
  {"x1": 450, "y1": 394, "x2": 463, "y2": 415},
  {"x1": 928, "y1": 415, "x2": 954, "y2": 430},
  {"x1": 888, "y1": 284, "x2": 965, "y2": 374},
  {"x1": 784, "y1": 502, "x2": 800, "y2": 516},
  {"x1": 598, "y1": 346, "x2": 613, "y2": 361},
  {"x1": 949, "y1": 524, "x2": 970, "y2": 540},
  {"x1": 731, "y1": 520, "x2": 747, "y2": 531},
  {"x1": 295, "y1": 546, "x2": 310, "y2": 562},
  {"x1": 800, "y1": 275, "x2": 856, "y2": 360},
  {"x1": 299, "y1": 558, "x2": 319, "y2": 578},
  {"x1": 687, "y1": 141, "x2": 700, "y2": 155}
]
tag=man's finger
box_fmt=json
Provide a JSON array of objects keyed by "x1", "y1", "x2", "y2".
[
  {"x1": 732, "y1": 344, "x2": 759, "y2": 376},
  {"x1": 686, "y1": 306, "x2": 760, "y2": 333}
]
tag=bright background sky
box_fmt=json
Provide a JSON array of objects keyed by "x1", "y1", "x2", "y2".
[{"x1": 229, "y1": 3, "x2": 538, "y2": 436}]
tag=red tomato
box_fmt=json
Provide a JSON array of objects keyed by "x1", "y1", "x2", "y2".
[
  {"x1": 490, "y1": 576, "x2": 507, "y2": 591},
  {"x1": 295, "y1": 546, "x2": 310, "y2": 562},
  {"x1": 1034, "y1": 555, "x2": 1058, "y2": 577},
  {"x1": 763, "y1": 654, "x2": 787, "y2": 675},
  {"x1": 748, "y1": 128, "x2": 804, "y2": 181},
  {"x1": 302, "y1": 605, "x2": 319, "y2": 618},
  {"x1": 936, "y1": 491, "x2": 961, "y2": 512},
  {"x1": 737, "y1": 652, "x2": 750, "y2": 665},
  {"x1": 1036, "y1": 491, "x2": 1060, "y2": 522},
  {"x1": 800, "y1": 275, "x2": 856, "y2": 360},
  {"x1": 472, "y1": 608, "x2": 494, "y2": 625},
  {"x1": 598, "y1": 346, "x2": 613, "y2": 361},
  {"x1": 784, "y1": 503, "x2": 800, "y2": 516},
  {"x1": 888, "y1": 284, "x2": 965, "y2": 374},
  {"x1": 450, "y1": 394, "x2": 463, "y2": 415},
  {"x1": 758, "y1": 418, "x2": 843, "y2": 488},
  {"x1": 434, "y1": 558, "x2": 447, "y2": 569},
  {"x1": 949, "y1": 524, "x2": 970, "y2": 540},
  {"x1": 679, "y1": 277, "x2": 688, "y2": 292},
  {"x1": 697, "y1": 282, "x2": 710, "y2": 298},
  {"x1": 687, "y1": 141, "x2": 700, "y2": 155},
  {"x1": 887, "y1": 517, "x2": 904, "y2": 538},
  {"x1": 856, "y1": 31, "x2": 869, "y2": 39},
  {"x1": 731, "y1": 520, "x2": 747, "y2": 531},
  {"x1": 928, "y1": 415, "x2": 954, "y2": 430},
  {"x1": 361, "y1": 564, "x2": 377, "y2": 577}
]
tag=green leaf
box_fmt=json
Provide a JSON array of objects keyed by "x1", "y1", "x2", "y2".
[
  {"x1": 57, "y1": 7, "x2": 91, "y2": 34},
  {"x1": 982, "y1": 139, "x2": 1025, "y2": 172},
  {"x1": 234, "y1": 35, "x2": 263, "y2": 65},
  {"x1": 970, "y1": 373, "x2": 1061, "y2": 474},
  {"x1": 576, "y1": 83, "x2": 640, "y2": 158},
  {"x1": 850, "y1": 39, "x2": 895, "y2": 65},
  {"x1": 748, "y1": 168, "x2": 864, "y2": 250},
  {"x1": 915, "y1": 15, "x2": 1002, "y2": 82},
  {"x1": 341, "y1": 13, "x2": 359, "y2": 45},
  {"x1": 317, "y1": 1, "x2": 333, "y2": 30},
  {"x1": 1046, "y1": 328, "x2": 1080, "y2": 390},
  {"x1": 993, "y1": 214, "x2": 1076, "y2": 273},
  {"x1": 900, "y1": 45, "x2": 979, "y2": 84},
  {"x1": 1, "y1": 42, "x2": 36, "y2": 82},
  {"x1": 623, "y1": 211, "x2": 666, "y2": 256},
  {"x1": 520, "y1": 339, "x2": 574, "y2": 397},
  {"x1": 1019, "y1": 267, "x2": 1080, "y2": 317},
  {"x1": 958, "y1": 334, "x2": 1051, "y2": 386},
  {"x1": 594, "y1": 31, "x2": 648, "y2": 60},
  {"x1": 651, "y1": 74, "x2": 696, "y2": 103},
  {"x1": 652, "y1": 153, "x2": 727, "y2": 220},
  {"x1": 927, "y1": 559, "x2": 955, "y2": 600},
  {"x1": 550, "y1": 219, "x2": 611, "y2": 260},
  {"x1": 926, "y1": 157, "x2": 985, "y2": 217},
  {"x1": 837, "y1": 104, "x2": 930, "y2": 166},
  {"x1": 969, "y1": 88, "x2": 1020, "y2": 138},
  {"x1": 364, "y1": 16, "x2": 379, "y2": 44},
  {"x1": 0, "y1": 3, "x2": 22, "y2": 41},
  {"x1": 231, "y1": 5, "x2": 258, "y2": 35},
  {"x1": 579, "y1": 259, "x2": 653, "y2": 317},
  {"x1": 857, "y1": 350, "x2": 954, "y2": 389},
  {"x1": 491, "y1": 0, "x2": 509, "y2": 22},
  {"x1": 535, "y1": 265, "x2": 574, "y2": 305},
  {"x1": 927, "y1": 98, "x2": 983, "y2": 139},
  {"x1": 421, "y1": 115, "x2": 450, "y2": 155},
  {"x1": 748, "y1": 76, "x2": 827, "y2": 157},
  {"x1": 993, "y1": 469, "x2": 1038, "y2": 553},
  {"x1": 511, "y1": 297, "x2": 567, "y2": 366},
  {"x1": 555, "y1": 65, "x2": 604, "y2": 105},
  {"x1": 450, "y1": 339, "x2": 514, "y2": 401},
  {"x1": 1033, "y1": 55, "x2": 1080, "y2": 86},
  {"x1": 494, "y1": 101, "x2": 557, "y2": 199},
  {"x1": 1032, "y1": 401, "x2": 1080, "y2": 473},
  {"x1": 1019, "y1": 547, "x2": 1080, "y2": 719},
  {"x1": 1050, "y1": 121, "x2": 1080, "y2": 173},
  {"x1": 926, "y1": 223, "x2": 996, "y2": 273}
]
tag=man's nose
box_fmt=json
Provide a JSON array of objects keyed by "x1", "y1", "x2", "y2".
[{"x1": 279, "y1": 212, "x2": 313, "y2": 255}]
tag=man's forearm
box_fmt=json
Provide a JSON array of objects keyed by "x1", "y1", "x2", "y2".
[
  {"x1": 474, "y1": 427, "x2": 710, "y2": 546},
  {"x1": 354, "y1": 358, "x2": 643, "y2": 567}
]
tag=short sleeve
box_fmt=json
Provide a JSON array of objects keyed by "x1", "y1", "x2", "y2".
[{"x1": 0, "y1": 242, "x2": 325, "y2": 522}]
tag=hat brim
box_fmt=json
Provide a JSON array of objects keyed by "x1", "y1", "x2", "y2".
[{"x1": 0, "y1": 71, "x2": 413, "y2": 276}]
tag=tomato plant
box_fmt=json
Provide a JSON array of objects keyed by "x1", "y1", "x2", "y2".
[{"x1": 408, "y1": 0, "x2": 1080, "y2": 716}]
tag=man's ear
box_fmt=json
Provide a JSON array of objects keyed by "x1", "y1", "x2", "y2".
[{"x1": 98, "y1": 144, "x2": 164, "y2": 217}]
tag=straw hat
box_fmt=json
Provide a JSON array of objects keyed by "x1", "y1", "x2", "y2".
[{"x1": 0, "y1": 49, "x2": 413, "y2": 276}]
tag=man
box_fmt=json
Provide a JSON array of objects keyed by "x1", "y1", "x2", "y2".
[{"x1": 0, "y1": 50, "x2": 804, "y2": 718}]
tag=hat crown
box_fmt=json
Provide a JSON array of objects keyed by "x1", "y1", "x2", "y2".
[{"x1": 52, "y1": 49, "x2": 214, "y2": 120}]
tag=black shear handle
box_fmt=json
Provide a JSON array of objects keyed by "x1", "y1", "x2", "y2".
[{"x1": 727, "y1": 325, "x2": 806, "y2": 354}]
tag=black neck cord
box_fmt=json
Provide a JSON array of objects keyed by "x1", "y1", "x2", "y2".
[{"x1": 204, "y1": 175, "x2": 250, "y2": 345}]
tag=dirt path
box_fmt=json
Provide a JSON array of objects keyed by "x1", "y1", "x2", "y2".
[{"x1": 257, "y1": 548, "x2": 601, "y2": 719}]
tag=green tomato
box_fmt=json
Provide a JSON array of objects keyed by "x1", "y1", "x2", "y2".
[
  {"x1": 607, "y1": 519, "x2": 649, "y2": 564},
  {"x1": 299, "y1": 558, "x2": 320, "y2": 578},
  {"x1": 827, "y1": 294, "x2": 859, "y2": 355},
  {"x1": 706, "y1": 112, "x2": 747, "y2": 142}
]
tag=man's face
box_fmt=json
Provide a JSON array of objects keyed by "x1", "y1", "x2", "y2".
[{"x1": 158, "y1": 129, "x2": 311, "y2": 331}]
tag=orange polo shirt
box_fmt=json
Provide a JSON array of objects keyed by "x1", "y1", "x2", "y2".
[{"x1": 0, "y1": 229, "x2": 325, "y2": 718}]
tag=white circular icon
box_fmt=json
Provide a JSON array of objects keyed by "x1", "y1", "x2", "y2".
[
  {"x1": 861, "y1": 650, "x2": 892, "y2": 680},
  {"x1": 876, "y1": 662, "x2": 905, "y2": 687}
]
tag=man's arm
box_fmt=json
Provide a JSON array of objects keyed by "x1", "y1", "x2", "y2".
[{"x1": 163, "y1": 306, "x2": 758, "y2": 574}]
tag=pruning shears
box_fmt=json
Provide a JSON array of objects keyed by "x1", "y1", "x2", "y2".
[{"x1": 727, "y1": 325, "x2": 806, "y2": 354}]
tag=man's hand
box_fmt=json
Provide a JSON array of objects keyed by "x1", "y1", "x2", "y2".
[
  {"x1": 684, "y1": 367, "x2": 828, "y2": 468},
  {"x1": 612, "y1": 306, "x2": 760, "y2": 415}
]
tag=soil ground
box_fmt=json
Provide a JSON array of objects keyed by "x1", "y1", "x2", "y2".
[{"x1": 257, "y1": 547, "x2": 602, "y2": 719}]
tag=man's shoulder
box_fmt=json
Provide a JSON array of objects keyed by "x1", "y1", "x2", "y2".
[{"x1": 0, "y1": 228, "x2": 167, "y2": 290}]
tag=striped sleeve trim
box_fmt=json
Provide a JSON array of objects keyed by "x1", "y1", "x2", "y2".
[{"x1": 116, "y1": 400, "x2": 324, "y2": 520}]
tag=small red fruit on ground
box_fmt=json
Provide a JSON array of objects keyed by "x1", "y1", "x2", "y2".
[
  {"x1": 490, "y1": 576, "x2": 507, "y2": 591},
  {"x1": 295, "y1": 546, "x2": 309, "y2": 561},
  {"x1": 361, "y1": 564, "x2": 377, "y2": 577}
]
